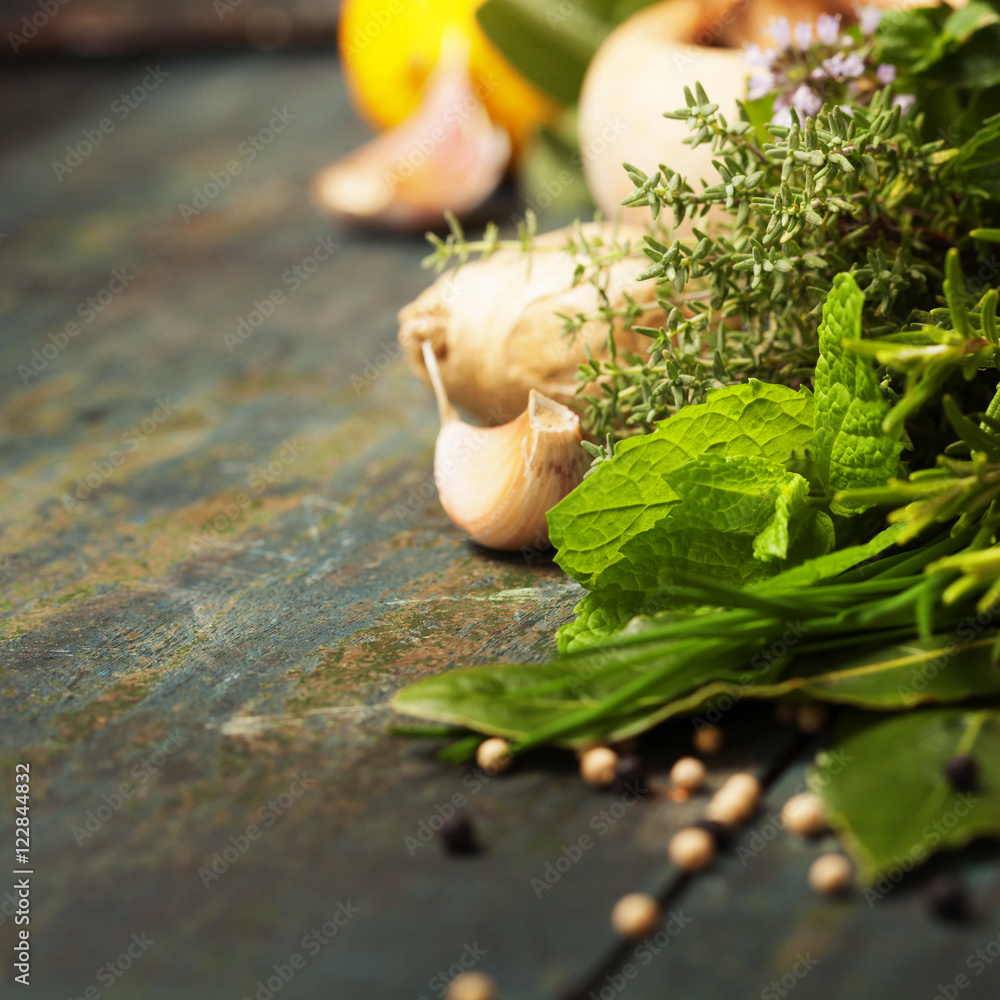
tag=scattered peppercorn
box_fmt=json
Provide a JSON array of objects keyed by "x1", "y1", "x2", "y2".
[
  {"x1": 693, "y1": 725, "x2": 724, "y2": 754},
  {"x1": 704, "y1": 772, "x2": 762, "y2": 827},
  {"x1": 781, "y1": 793, "x2": 827, "y2": 836},
  {"x1": 447, "y1": 971, "x2": 496, "y2": 1000},
  {"x1": 614, "y1": 754, "x2": 647, "y2": 795},
  {"x1": 926, "y1": 874, "x2": 968, "y2": 922},
  {"x1": 693, "y1": 818, "x2": 730, "y2": 850},
  {"x1": 670, "y1": 756, "x2": 706, "y2": 791},
  {"x1": 668, "y1": 787, "x2": 691, "y2": 804},
  {"x1": 808, "y1": 853, "x2": 852, "y2": 895},
  {"x1": 580, "y1": 746, "x2": 619, "y2": 787},
  {"x1": 943, "y1": 754, "x2": 978, "y2": 792},
  {"x1": 476, "y1": 737, "x2": 512, "y2": 775},
  {"x1": 795, "y1": 703, "x2": 829, "y2": 735},
  {"x1": 611, "y1": 892, "x2": 661, "y2": 939},
  {"x1": 669, "y1": 826, "x2": 716, "y2": 871},
  {"x1": 439, "y1": 815, "x2": 477, "y2": 855}
]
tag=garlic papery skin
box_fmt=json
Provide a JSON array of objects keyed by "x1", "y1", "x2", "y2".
[
  {"x1": 423, "y1": 342, "x2": 589, "y2": 551},
  {"x1": 400, "y1": 222, "x2": 660, "y2": 424}
]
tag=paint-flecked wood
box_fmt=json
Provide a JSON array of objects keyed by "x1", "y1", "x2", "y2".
[{"x1": 0, "y1": 54, "x2": 997, "y2": 1000}]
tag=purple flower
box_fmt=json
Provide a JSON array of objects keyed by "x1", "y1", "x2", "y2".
[
  {"x1": 816, "y1": 13, "x2": 841, "y2": 46},
  {"x1": 748, "y1": 72, "x2": 776, "y2": 100},
  {"x1": 791, "y1": 84, "x2": 823, "y2": 119},
  {"x1": 893, "y1": 93, "x2": 916, "y2": 114},
  {"x1": 858, "y1": 5, "x2": 882, "y2": 36},
  {"x1": 876, "y1": 63, "x2": 897, "y2": 85},
  {"x1": 744, "y1": 43, "x2": 774, "y2": 69},
  {"x1": 794, "y1": 21, "x2": 813, "y2": 51},
  {"x1": 822, "y1": 51, "x2": 866, "y2": 80},
  {"x1": 768, "y1": 16, "x2": 792, "y2": 49}
]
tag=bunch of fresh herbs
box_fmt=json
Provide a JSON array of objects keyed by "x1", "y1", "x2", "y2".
[{"x1": 393, "y1": 3, "x2": 1000, "y2": 882}]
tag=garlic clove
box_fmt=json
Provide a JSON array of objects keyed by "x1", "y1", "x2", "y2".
[
  {"x1": 422, "y1": 341, "x2": 589, "y2": 551},
  {"x1": 312, "y1": 36, "x2": 510, "y2": 229}
]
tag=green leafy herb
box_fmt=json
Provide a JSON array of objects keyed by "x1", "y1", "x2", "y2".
[
  {"x1": 812, "y1": 708, "x2": 1000, "y2": 882},
  {"x1": 813, "y1": 272, "x2": 904, "y2": 512},
  {"x1": 548, "y1": 380, "x2": 815, "y2": 588}
]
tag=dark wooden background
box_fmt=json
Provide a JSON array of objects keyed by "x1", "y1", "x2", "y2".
[{"x1": 1, "y1": 18, "x2": 1000, "y2": 1000}]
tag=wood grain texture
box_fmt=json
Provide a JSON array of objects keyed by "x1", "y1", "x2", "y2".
[{"x1": 0, "y1": 54, "x2": 997, "y2": 1000}]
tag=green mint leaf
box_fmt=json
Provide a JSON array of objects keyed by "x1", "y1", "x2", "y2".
[
  {"x1": 549, "y1": 381, "x2": 815, "y2": 589},
  {"x1": 813, "y1": 708, "x2": 1000, "y2": 883},
  {"x1": 814, "y1": 273, "x2": 903, "y2": 514}
]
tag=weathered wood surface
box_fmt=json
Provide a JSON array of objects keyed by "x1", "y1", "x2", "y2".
[{"x1": 0, "y1": 54, "x2": 999, "y2": 1000}]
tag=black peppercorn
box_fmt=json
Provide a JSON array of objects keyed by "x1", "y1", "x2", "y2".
[
  {"x1": 943, "y1": 754, "x2": 978, "y2": 792},
  {"x1": 694, "y1": 818, "x2": 730, "y2": 850},
  {"x1": 614, "y1": 754, "x2": 647, "y2": 795},
  {"x1": 926, "y1": 874, "x2": 968, "y2": 922},
  {"x1": 439, "y1": 815, "x2": 477, "y2": 855}
]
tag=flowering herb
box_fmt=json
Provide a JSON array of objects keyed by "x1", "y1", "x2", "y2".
[
  {"x1": 747, "y1": 9, "x2": 913, "y2": 126},
  {"x1": 395, "y1": 1, "x2": 1000, "y2": 882}
]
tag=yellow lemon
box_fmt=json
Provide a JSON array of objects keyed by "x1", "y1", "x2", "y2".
[{"x1": 339, "y1": 0, "x2": 560, "y2": 153}]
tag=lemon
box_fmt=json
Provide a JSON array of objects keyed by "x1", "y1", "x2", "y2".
[{"x1": 339, "y1": 0, "x2": 559, "y2": 153}]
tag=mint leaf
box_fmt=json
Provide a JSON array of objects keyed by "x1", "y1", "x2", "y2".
[
  {"x1": 813, "y1": 273, "x2": 903, "y2": 513},
  {"x1": 606, "y1": 454, "x2": 833, "y2": 594},
  {"x1": 549, "y1": 381, "x2": 815, "y2": 589},
  {"x1": 555, "y1": 455, "x2": 833, "y2": 650}
]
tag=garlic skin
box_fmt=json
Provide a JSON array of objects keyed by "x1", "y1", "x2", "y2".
[
  {"x1": 312, "y1": 45, "x2": 509, "y2": 229},
  {"x1": 399, "y1": 223, "x2": 660, "y2": 425},
  {"x1": 579, "y1": 0, "x2": 854, "y2": 229},
  {"x1": 423, "y1": 342, "x2": 589, "y2": 551}
]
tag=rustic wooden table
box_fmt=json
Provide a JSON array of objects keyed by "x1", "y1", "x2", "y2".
[{"x1": 2, "y1": 50, "x2": 1000, "y2": 1000}]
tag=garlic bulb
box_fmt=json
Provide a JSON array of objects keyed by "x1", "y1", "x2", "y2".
[
  {"x1": 399, "y1": 222, "x2": 660, "y2": 424},
  {"x1": 423, "y1": 342, "x2": 589, "y2": 551},
  {"x1": 312, "y1": 36, "x2": 510, "y2": 229},
  {"x1": 579, "y1": 0, "x2": 854, "y2": 229}
]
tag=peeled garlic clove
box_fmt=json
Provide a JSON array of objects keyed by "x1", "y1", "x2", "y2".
[
  {"x1": 312, "y1": 41, "x2": 510, "y2": 229},
  {"x1": 399, "y1": 222, "x2": 659, "y2": 425},
  {"x1": 423, "y1": 342, "x2": 588, "y2": 551}
]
